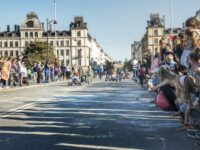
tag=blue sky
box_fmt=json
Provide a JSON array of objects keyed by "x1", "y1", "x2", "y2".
[{"x1": 0, "y1": 0, "x2": 200, "y2": 61}]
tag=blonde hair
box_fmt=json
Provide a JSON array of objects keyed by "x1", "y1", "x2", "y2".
[
  {"x1": 185, "y1": 17, "x2": 199, "y2": 29},
  {"x1": 165, "y1": 54, "x2": 174, "y2": 62}
]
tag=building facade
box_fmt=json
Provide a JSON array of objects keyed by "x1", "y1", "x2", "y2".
[
  {"x1": 131, "y1": 14, "x2": 164, "y2": 61},
  {"x1": 146, "y1": 14, "x2": 164, "y2": 57},
  {"x1": 131, "y1": 13, "x2": 184, "y2": 62},
  {"x1": 131, "y1": 41, "x2": 142, "y2": 61},
  {"x1": 0, "y1": 12, "x2": 111, "y2": 70}
]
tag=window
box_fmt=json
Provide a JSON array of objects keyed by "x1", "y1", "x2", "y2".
[
  {"x1": 77, "y1": 40, "x2": 81, "y2": 46},
  {"x1": 35, "y1": 32, "x2": 38, "y2": 38},
  {"x1": 155, "y1": 47, "x2": 158, "y2": 54},
  {"x1": 61, "y1": 50, "x2": 64, "y2": 56},
  {"x1": 60, "y1": 40, "x2": 64, "y2": 47},
  {"x1": 4, "y1": 41, "x2": 8, "y2": 47},
  {"x1": 25, "y1": 41, "x2": 29, "y2": 47},
  {"x1": 66, "y1": 59, "x2": 69, "y2": 65},
  {"x1": 0, "y1": 42, "x2": 2, "y2": 47},
  {"x1": 30, "y1": 32, "x2": 33, "y2": 38},
  {"x1": 154, "y1": 29, "x2": 158, "y2": 36},
  {"x1": 50, "y1": 41, "x2": 53, "y2": 46},
  {"x1": 78, "y1": 49, "x2": 82, "y2": 57},
  {"x1": 57, "y1": 50, "x2": 59, "y2": 56},
  {"x1": 10, "y1": 51, "x2": 13, "y2": 56},
  {"x1": 10, "y1": 41, "x2": 13, "y2": 47},
  {"x1": 57, "y1": 41, "x2": 59, "y2": 47},
  {"x1": 26, "y1": 21, "x2": 34, "y2": 27},
  {"x1": 25, "y1": 32, "x2": 28, "y2": 38},
  {"x1": 16, "y1": 51, "x2": 19, "y2": 56},
  {"x1": 61, "y1": 60, "x2": 64, "y2": 65},
  {"x1": 66, "y1": 40, "x2": 70, "y2": 46},
  {"x1": 15, "y1": 41, "x2": 18, "y2": 47},
  {"x1": 77, "y1": 31, "x2": 81, "y2": 37},
  {"x1": 5, "y1": 51, "x2": 8, "y2": 57},
  {"x1": 78, "y1": 59, "x2": 81, "y2": 66},
  {"x1": 154, "y1": 38, "x2": 158, "y2": 45},
  {"x1": 66, "y1": 50, "x2": 69, "y2": 56}
]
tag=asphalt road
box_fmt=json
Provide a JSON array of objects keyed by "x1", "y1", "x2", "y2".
[{"x1": 0, "y1": 80, "x2": 199, "y2": 150}]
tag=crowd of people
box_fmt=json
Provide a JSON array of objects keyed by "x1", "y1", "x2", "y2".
[
  {"x1": 0, "y1": 57, "x2": 88, "y2": 89},
  {"x1": 132, "y1": 17, "x2": 200, "y2": 139}
]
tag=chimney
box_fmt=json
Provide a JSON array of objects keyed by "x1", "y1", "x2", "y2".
[
  {"x1": 17, "y1": 25, "x2": 20, "y2": 32},
  {"x1": 7, "y1": 25, "x2": 10, "y2": 32},
  {"x1": 14, "y1": 25, "x2": 17, "y2": 32}
]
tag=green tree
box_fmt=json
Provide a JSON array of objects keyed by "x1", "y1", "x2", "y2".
[
  {"x1": 105, "y1": 60, "x2": 112, "y2": 71},
  {"x1": 22, "y1": 41, "x2": 56, "y2": 67},
  {"x1": 123, "y1": 58, "x2": 132, "y2": 71}
]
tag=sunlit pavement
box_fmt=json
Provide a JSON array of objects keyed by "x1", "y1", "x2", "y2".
[{"x1": 0, "y1": 80, "x2": 199, "y2": 150}]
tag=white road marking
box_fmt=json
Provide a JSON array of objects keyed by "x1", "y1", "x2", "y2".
[
  {"x1": 0, "y1": 84, "x2": 88, "y2": 118},
  {"x1": 56, "y1": 143, "x2": 143, "y2": 150}
]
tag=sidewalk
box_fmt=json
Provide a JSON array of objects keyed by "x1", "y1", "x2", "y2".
[
  {"x1": 0, "y1": 78, "x2": 99, "y2": 92},
  {"x1": 0, "y1": 80, "x2": 69, "y2": 92}
]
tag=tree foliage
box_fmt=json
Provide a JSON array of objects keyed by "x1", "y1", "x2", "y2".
[
  {"x1": 123, "y1": 58, "x2": 132, "y2": 71},
  {"x1": 105, "y1": 60, "x2": 112, "y2": 71},
  {"x1": 22, "y1": 41, "x2": 56, "y2": 67}
]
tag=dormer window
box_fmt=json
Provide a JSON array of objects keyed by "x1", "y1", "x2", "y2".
[{"x1": 26, "y1": 21, "x2": 34, "y2": 27}]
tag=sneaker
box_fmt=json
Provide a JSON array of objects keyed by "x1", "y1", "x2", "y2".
[
  {"x1": 187, "y1": 132, "x2": 197, "y2": 139},
  {"x1": 187, "y1": 131, "x2": 200, "y2": 139},
  {"x1": 187, "y1": 128, "x2": 199, "y2": 132},
  {"x1": 195, "y1": 131, "x2": 200, "y2": 139}
]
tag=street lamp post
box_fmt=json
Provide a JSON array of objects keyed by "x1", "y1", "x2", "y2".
[
  {"x1": 170, "y1": 0, "x2": 173, "y2": 35},
  {"x1": 47, "y1": 18, "x2": 49, "y2": 59},
  {"x1": 46, "y1": 18, "x2": 57, "y2": 59},
  {"x1": 54, "y1": 0, "x2": 57, "y2": 57}
]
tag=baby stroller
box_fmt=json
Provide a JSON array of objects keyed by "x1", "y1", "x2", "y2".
[
  {"x1": 68, "y1": 74, "x2": 81, "y2": 86},
  {"x1": 72, "y1": 77, "x2": 81, "y2": 85}
]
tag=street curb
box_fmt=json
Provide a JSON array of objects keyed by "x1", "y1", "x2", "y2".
[
  {"x1": 0, "y1": 79, "x2": 100, "y2": 93},
  {"x1": 0, "y1": 80, "x2": 69, "y2": 93}
]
